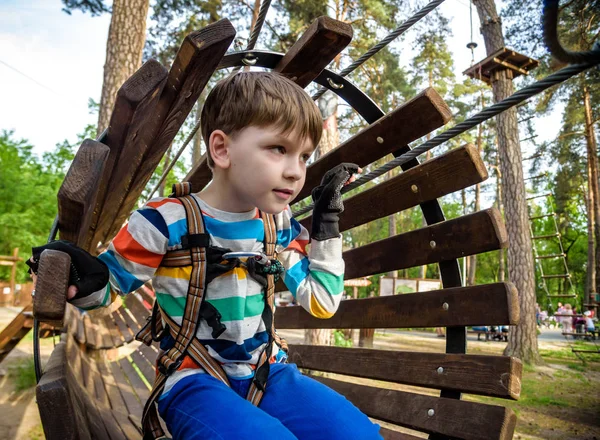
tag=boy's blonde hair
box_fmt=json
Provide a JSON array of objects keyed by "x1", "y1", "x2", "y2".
[{"x1": 201, "y1": 72, "x2": 323, "y2": 169}]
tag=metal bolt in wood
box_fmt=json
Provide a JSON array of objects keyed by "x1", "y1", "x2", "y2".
[
  {"x1": 437, "y1": 367, "x2": 444, "y2": 374},
  {"x1": 411, "y1": 184, "x2": 419, "y2": 193},
  {"x1": 428, "y1": 409, "x2": 435, "y2": 417},
  {"x1": 377, "y1": 136, "x2": 384, "y2": 144},
  {"x1": 430, "y1": 240, "x2": 436, "y2": 248},
  {"x1": 443, "y1": 302, "x2": 449, "y2": 311}
]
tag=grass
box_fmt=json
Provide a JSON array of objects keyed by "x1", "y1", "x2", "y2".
[
  {"x1": 8, "y1": 357, "x2": 37, "y2": 391},
  {"x1": 26, "y1": 424, "x2": 45, "y2": 440}
]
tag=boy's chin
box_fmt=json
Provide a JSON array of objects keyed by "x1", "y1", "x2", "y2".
[{"x1": 256, "y1": 200, "x2": 289, "y2": 215}]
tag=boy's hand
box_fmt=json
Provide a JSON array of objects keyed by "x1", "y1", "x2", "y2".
[
  {"x1": 311, "y1": 163, "x2": 361, "y2": 241},
  {"x1": 26, "y1": 240, "x2": 109, "y2": 301}
]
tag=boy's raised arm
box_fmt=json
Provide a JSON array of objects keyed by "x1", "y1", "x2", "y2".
[{"x1": 278, "y1": 163, "x2": 359, "y2": 319}]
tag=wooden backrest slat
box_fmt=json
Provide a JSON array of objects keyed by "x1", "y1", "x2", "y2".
[
  {"x1": 36, "y1": 340, "x2": 88, "y2": 440},
  {"x1": 288, "y1": 345, "x2": 521, "y2": 399},
  {"x1": 276, "y1": 282, "x2": 519, "y2": 329},
  {"x1": 120, "y1": 305, "x2": 144, "y2": 337},
  {"x1": 107, "y1": 360, "x2": 145, "y2": 416},
  {"x1": 83, "y1": 315, "x2": 101, "y2": 349},
  {"x1": 111, "y1": 409, "x2": 142, "y2": 438},
  {"x1": 130, "y1": 348, "x2": 156, "y2": 384},
  {"x1": 300, "y1": 144, "x2": 488, "y2": 233},
  {"x1": 118, "y1": 357, "x2": 151, "y2": 403},
  {"x1": 344, "y1": 209, "x2": 507, "y2": 279},
  {"x1": 295, "y1": 88, "x2": 452, "y2": 202},
  {"x1": 101, "y1": 19, "x2": 236, "y2": 245},
  {"x1": 380, "y1": 428, "x2": 425, "y2": 440},
  {"x1": 124, "y1": 293, "x2": 151, "y2": 325},
  {"x1": 275, "y1": 16, "x2": 352, "y2": 87},
  {"x1": 96, "y1": 359, "x2": 129, "y2": 414},
  {"x1": 315, "y1": 376, "x2": 517, "y2": 440},
  {"x1": 112, "y1": 309, "x2": 134, "y2": 343},
  {"x1": 88, "y1": 60, "x2": 168, "y2": 252},
  {"x1": 104, "y1": 315, "x2": 125, "y2": 347},
  {"x1": 57, "y1": 140, "x2": 110, "y2": 246}
]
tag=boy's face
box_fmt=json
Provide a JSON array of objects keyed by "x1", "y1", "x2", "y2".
[{"x1": 217, "y1": 125, "x2": 315, "y2": 214}]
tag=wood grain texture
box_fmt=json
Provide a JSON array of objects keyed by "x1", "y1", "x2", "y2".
[
  {"x1": 57, "y1": 139, "x2": 110, "y2": 247},
  {"x1": 300, "y1": 144, "x2": 488, "y2": 233},
  {"x1": 102, "y1": 19, "x2": 236, "y2": 245},
  {"x1": 288, "y1": 345, "x2": 522, "y2": 399},
  {"x1": 294, "y1": 88, "x2": 452, "y2": 203},
  {"x1": 36, "y1": 340, "x2": 85, "y2": 440},
  {"x1": 380, "y1": 428, "x2": 428, "y2": 440},
  {"x1": 33, "y1": 250, "x2": 70, "y2": 326},
  {"x1": 315, "y1": 376, "x2": 518, "y2": 440},
  {"x1": 343, "y1": 209, "x2": 508, "y2": 279},
  {"x1": 273, "y1": 16, "x2": 352, "y2": 87},
  {"x1": 275, "y1": 282, "x2": 519, "y2": 329},
  {"x1": 87, "y1": 59, "x2": 168, "y2": 252}
]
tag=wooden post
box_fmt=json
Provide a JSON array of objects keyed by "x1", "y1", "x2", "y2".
[
  {"x1": 10, "y1": 248, "x2": 18, "y2": 305},
  {"x1": 359, "y1": 291, "x2": 376, "y2": 348}
]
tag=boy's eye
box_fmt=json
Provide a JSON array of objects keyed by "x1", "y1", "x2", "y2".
[
  {"x1": 272, "y1": 146, "x2": 286, "y2": 154},
  {"x1": 301, "y1": 153, "x2": 312, "y2": 162}
]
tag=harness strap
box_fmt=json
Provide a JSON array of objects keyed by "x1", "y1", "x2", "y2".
[{"x1": 141, "y1": 182, "x2": 286, "y2": 437}]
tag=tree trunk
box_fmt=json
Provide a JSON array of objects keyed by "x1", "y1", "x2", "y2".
[
  {"x1": 583, "y1": 82, "x2": 600, "y2": 298},
  {"x1": 585, "y1": 136, "x2": 596, "y2": 297},
  {"x1": 473, "y1": 0, "x2": 541, "y2": 363},
  {"x1": 494, "y1": 147, "x2": 506, "y2": 282},
  {"x1": 97, "y1": 0, "x2": 150, "y2": 134}
]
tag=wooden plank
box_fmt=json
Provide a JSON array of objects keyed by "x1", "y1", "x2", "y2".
[
  {"x1": 57, "y1": 139, "x2": 110, "y2": 246},
  {"x1": 36, "y1": 342, "x2": 88, "y2": 440},
  {"x1": 112, "y1": 310, "x2": 134, "y2": 344},
  {"x1": 343, "y1": 209, "x2": 508, "y2": 280},
  {"x1": 300, "y1": 144, "x2": 488, "y2": 233},
  {"x1": 86, "y1": 59, "x2": 168, "y2": 252},
  {"x1": 124, "y1": 293, "x2": 151, "y2": 325},
  {"x1": 108, "y1": 360, "x2": 144, "y2": 416},
  {"x1": 98, "y1": 318, "x2": 115, "y2": 348},
  {"x1": 97, "y1": 360, "x2": 129, "y2": 414},
  {"x1": 275, "y1": 282, "x2": 519, "y2": 329},
  {"x1": 130, "y1": 349, "x2": 156, "y2": 385},
  {"x1": 103, "y1": 315, "x2": 124, "y2": 347},
  {"x1": 83, "y1": 314, "x2": 102, "y2": 349},
  {"x1": 275, "y1": 16, "x2": 352, "y2": 87},
  {"x1": 294, "y1": 88, "x2": 452, "y2": 203},
  {"x1": 101, "y1": 19, "x2": 236, "y2": 246},
  {"x1": 315, "y1": 376, "x2": 517, "y2": 440},
  {"x1": 111, "y1": 410, "x2": 142, "y2": 439},
  {"x1": 288, "y1": 345, "x2": 522, "y2": 399},
  {"x1": 0, "y1": 305, "x2": 32, "y2": 363},
  {"x1": 120, "y1": 306, "x2": 144, "y2": 337},
  {"x1": 118, "y1": 357, "x2": 150, "y2": 403},
  {"x1": 380, "y1": 428, "x2": 426, "y2": 440},
  {"x1": 33, "y1": 250, "x2": 69, "y2": 327}
]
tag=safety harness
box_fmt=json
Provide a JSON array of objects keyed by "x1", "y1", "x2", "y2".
[{"x1": 136, "y1": 182, "x2": 288, "y2": 439}]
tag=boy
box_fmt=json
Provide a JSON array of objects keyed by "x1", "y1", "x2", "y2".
[{"x1": 29, "y1": 72, "x2": 382, "y2": 439}]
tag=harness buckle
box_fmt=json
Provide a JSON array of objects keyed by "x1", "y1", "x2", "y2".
[
  {"x1": 157, "y1": 357, "x2": 184, "y2": 377},
  {"x1": 222, "y1": 251, "x2": 270, "y2": 266}
]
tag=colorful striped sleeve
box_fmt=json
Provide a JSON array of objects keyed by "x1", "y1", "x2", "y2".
[
  {"x1": 275, "y1": 207, "x2": 344, "y2": 319},
  {"x1": 74, "y1": 201, "x2": 169, "y2": 311}
]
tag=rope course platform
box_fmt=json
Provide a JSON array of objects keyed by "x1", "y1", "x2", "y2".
[{"x1": 463, "y1": 47, "x2": 539, "y2": 84}]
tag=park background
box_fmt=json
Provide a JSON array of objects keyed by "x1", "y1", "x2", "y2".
[{"x1": 0, "y1": 0, "x2": 599, "y2": 438}]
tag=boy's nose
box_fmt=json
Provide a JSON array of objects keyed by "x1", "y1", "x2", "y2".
[{"x1": 283, "y1": 162, "x2": 303, "y2": 181}]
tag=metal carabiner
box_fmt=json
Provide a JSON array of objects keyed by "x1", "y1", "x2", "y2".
[{"x1": 222, "y1": 251, "x2": 270, "y2": 266}]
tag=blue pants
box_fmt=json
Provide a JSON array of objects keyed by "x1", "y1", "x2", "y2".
[{"x1": 158, "y1": 363, "x2": 383, "y2": 440}]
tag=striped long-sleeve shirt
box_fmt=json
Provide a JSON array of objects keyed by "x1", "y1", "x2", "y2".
[{"x1": 71, "y1": 194, "x2": 345, "y2": 388}]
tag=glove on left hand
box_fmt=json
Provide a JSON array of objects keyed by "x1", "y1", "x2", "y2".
[{"x1": 26, "y1": 240, "x2": 109, "y2": 300}]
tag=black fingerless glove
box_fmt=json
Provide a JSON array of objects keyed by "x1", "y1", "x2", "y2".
[
  {"x1": 205, "y1": 246, "x2": 239, "y2": 285},
  {"x1": 26, "y1": 240, "x2": 109, "y2": 300},
  {"x1": 311, "y1": 162, "x2": 359, "y2": 241}
]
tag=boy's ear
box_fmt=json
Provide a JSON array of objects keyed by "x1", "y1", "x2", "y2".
[{"x1": 209, "y1": 130, "x2": 230, "y2": 169}]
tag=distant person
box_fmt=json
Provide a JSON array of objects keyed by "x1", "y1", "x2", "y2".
[
  {"x1": 584, "y1": 311, "x2": 595, "y2": 333},
  {"x1": 563, "y1": 304, "x2": 573, "y2": 333}
]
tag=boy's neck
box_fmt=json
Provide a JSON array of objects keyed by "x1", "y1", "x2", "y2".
[{"x1": 197, "y1": 175, "x2": 256, "y2": 213}]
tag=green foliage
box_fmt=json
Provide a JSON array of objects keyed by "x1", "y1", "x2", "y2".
[
  {"x1": 333, "y1": 330, "x2": 353, "y2": 347},
  {"x1": 0, "y1": 130, "x2": 83, "y2": 282},
  {"x1": 9, "y1": 357, "x2": 37, "y2": 391},
  {"x1": 61, "y1": 0, "x2": 110, "y2": 16}
]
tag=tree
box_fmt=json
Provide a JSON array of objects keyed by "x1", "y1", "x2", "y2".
[
  {"x1": 502, "y1": 0, "x2": 600, "y2": 308},
  {"x1": 62, "y1": 0, "x2": 150, "y2": 134},
  {"x1": 472, "y1": 0, "x2": 541, "y2": 363}
]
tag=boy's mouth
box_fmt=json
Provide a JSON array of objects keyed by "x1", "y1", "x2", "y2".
[{"x1": 273, "y1": 188, "x2": 294, "y2": 199}]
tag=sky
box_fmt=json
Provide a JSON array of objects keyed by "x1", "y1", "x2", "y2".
[{"x1": 0, "y1": 0, "x2": 563, "y2": 162}]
